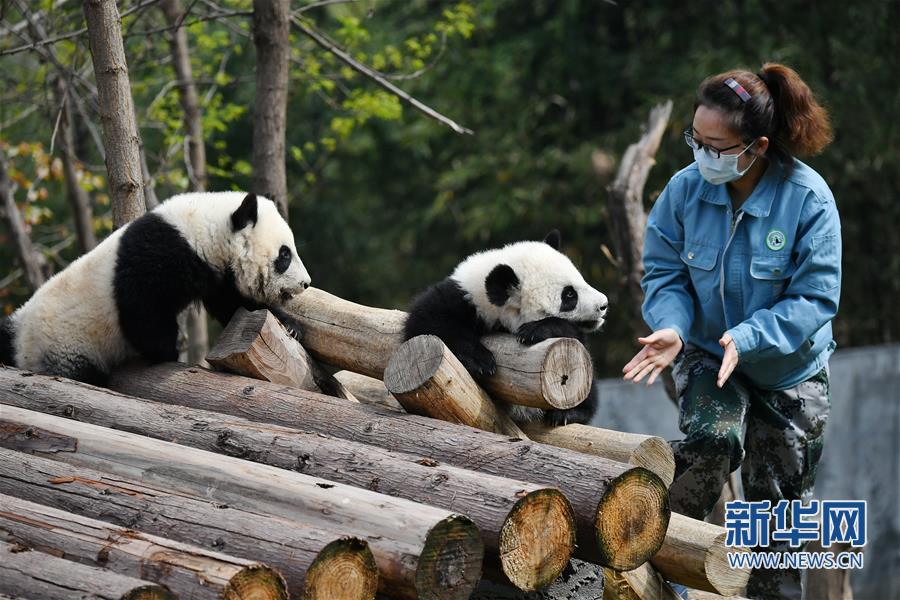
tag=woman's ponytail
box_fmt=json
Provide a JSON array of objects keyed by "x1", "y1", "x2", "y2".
[
  {"x1": 696, "y1": 62, "x2": 832, "y2": 173},
  {"x1": 758, "y1": 62, "x2": 833, "y2": 159}
]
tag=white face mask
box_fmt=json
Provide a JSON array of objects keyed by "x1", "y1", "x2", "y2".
[{"x1": 694, "y1": 140, "x2": 758, "y2": 185}]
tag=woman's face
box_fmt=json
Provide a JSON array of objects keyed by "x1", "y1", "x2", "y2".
[{"x1": 691, "y1": 105, "x2": 762, "y2": 172}]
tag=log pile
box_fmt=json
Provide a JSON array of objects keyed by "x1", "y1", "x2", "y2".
[{"x1": 0, "y1": 291, "x2": 751, "y2": 599}]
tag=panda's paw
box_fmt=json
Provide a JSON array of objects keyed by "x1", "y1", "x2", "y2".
[
  {"x1": 516, "y1": 320, "x2": 552, "y2": 345},
  {"x1": 271, "y1": 309, "x2": 304, "y2": 342},
  {"x1": 460, "y1": 344, "x2": 497, "y2": 378}
]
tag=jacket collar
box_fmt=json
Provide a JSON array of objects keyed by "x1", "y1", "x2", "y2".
[{"x1": 698, "y1": 161, "x2": 781, "y2": 217}]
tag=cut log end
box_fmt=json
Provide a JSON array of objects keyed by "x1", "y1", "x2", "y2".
[
  {"x1": 632, "y1": 436, "x2": 676, "y2": 487},
  {"x1": 499, "y1": 488, "x2": 576, "y2": 591},
  {"x1": 123, "y1": 588, "x2": 177, "y2": 600},
  {"x1": 539, "y1": 338, "x2": 593, "y2": 410},
  {"x1": 704, "y1": 532, "x2": 750, "y2": 597},
  {"x1": 416, "y1": 515, "x2": 484, "y2": 600},
  {"x1": 304, "y1": 538, "x2": 379, "y2": 600},
  {"x1": 222, "y1": 565, "x2": 288, "y2": 600},
  {"x1": 594, "y1": 467, "x2": 670, "y2": 571}
]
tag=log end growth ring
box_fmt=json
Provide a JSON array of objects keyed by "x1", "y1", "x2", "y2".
[
  {"x1": 594, "y1": 467, "x2": 670, "y2": 571},
  {"x1": 416, "y1": 514, "x2": 484, "y2": 600},
  {"x1": 303, "y1": 538, "x2": 379, "y2": 600},
  {"x1": 499, "y1": 488, "x2": 576, "y2": 591},
  {"x1": 539, "y1": 338, "x2": 593, "y2": 410},
  {"x1": 222, "y1": 565, "x2": 288, "y2": 600}
]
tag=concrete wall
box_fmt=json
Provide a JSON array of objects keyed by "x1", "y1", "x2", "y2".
[{"x1": 591, "y1": 344, "x2": 900, "y2": 600}]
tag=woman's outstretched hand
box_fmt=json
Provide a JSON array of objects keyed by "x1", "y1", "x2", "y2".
[
  {"x1": 622, "y1": 328, "x2": 683, "y2": 386},
  {"x1": 716, "y1": 333, "x2": 739, "y2": 388}
]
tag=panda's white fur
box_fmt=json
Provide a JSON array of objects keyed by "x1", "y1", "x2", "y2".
[
  {"x1": 451, "y1": 240, "x2": 608, "y2": 334},
  {"x1": 3, "y1": 191, "x2": 310, "y2": 383}
]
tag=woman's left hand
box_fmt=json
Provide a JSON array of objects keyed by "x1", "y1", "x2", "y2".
[{"x1": 717, "y1": 333, "x2": 739, "y2": 388}]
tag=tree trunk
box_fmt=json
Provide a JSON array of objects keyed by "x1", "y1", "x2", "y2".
[
  {"x1": 519, "y1": 423, "x2": 675, "y2": 487},
  {"x1": 54, "y1": 78, "x2": 96, "y2": 253},
  {"x1": 108, "y1": 362, "x2": 671, "y2": 571},
  {"x1": 160, "y1": 0, "x2": 208, "y2": 364},
  {"x1": 0, "y1": 402, "x2": 483, "y2": 600},
  {"x1": 0, "y1": 151, "x2": 48, "y2": 291},
  {"x1": 385, "y1": 335, "x2": 527, "y2": 437},
  {"x1": 82, "y1": 0, "x2": 145, "y2": 228},
  {"x1": 334, "y1": 370, "x2": 404, "y2": 410},
  {"x1": 251, "y1": 0, "x2": 290, "y2": 217},
  {"x1": 207, "y1": 307, "x2": 357, "y2": 401},
  {"x1": 0, "y1": 493, "x2": 287, "y2": 600},
  {"x1": 0, "y1": 540, "x2": 174, "y2": 600},
  {"x1": 0, "y1": 448, "x2": 378, "y2": 600},
  {"x1": 0, "y1": 367, "x2": 573, "y2": 592}
]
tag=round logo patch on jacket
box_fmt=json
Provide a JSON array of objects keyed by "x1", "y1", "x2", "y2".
[{"x1": 766, "y1": 229, "x2": 786, "y2": 251}]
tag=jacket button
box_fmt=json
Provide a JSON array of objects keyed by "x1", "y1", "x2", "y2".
[
  {"x1": 687, "y1": 252, "x2": 695, "y2": 260},
  {"x1": 773, "y1": 268, "x2": 782, "y2": 274}
]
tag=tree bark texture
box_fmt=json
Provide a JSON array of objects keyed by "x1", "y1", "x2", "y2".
[
  {"x1": 0, "y1": 540, "x2": 174, "y2": 600},
  {"x1": 251, "y1": 0, "x2": 290, "y2": 217},
  {"x1": 0, "y1": 493, "x2": 288, "y2": 600},
  {"x1": 82, "y1": 0, "x2": 145, "y2": 228},
  {"x1": 0, "y1": 402, "x2": 483, "y2": 600},
  {"x1": 0, "y1": 368, "x2": 573, "y2": 592},
  {"x1": 0, "y1": 448, "x2": 379, "y2": 600},
  {"x1": 107, "y1": 363, "x2": 671, "y2": 571}
]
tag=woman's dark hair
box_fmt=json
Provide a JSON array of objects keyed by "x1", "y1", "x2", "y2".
[{"x1": 695, "y1": 63, "x2": 833, "y2": 173}]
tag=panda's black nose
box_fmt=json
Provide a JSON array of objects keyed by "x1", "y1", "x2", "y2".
[
  {"x1": 302, "y1": 282, "x2": 309, "y2": 289},
  {"x1": 599, "y1": 302, "x2": 608, "y2": 313}
]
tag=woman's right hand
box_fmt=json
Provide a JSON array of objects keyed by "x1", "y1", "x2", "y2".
[{"x1": 622, "y1": 328, "x2": 683, "y2": 386}]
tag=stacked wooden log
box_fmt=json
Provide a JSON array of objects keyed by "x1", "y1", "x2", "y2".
[{"x1": 0, "y1": 289, "x2": 752, "y2": 599}]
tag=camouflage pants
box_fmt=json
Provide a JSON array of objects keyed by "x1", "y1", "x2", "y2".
[{"x1": 668, "y1": 345, "x2": 831, "y2": 600}]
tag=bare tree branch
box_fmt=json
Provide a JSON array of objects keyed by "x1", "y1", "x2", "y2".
[{"x1": 291, "y1": 16, "x2": 474, "y2": 135}]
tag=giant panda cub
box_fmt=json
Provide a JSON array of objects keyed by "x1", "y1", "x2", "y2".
[
  {"x1": 0, "y1": 191, "x2": 311, "y2": 386},
  {"x1": 404, "y1": 230, "x2": 608, "y2": 425}
]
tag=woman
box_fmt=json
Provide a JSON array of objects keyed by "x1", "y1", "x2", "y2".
[{"x1": 623, "y1": 63, "x2": 840, "y2": 600}]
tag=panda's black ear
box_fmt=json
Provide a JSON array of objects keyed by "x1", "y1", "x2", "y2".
[
  {"x1": 485, "y1": 264, "x2": 520, "y2": 306},
  {"x1": 231, "y1": 193, "x2": 258, "y2": 231},
  {"x1": 543, "y1": 229, "x2": 561, "y2": 250}
]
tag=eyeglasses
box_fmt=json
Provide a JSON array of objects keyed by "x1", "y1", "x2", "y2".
[{"x1": 683, "y1": 129, "x2": 747, "y2": 159}]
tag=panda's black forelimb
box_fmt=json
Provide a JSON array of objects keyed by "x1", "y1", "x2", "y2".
[
  {"x1": 404, "y1": 278, "x2": 497, "y2": 377},
  {"x1": 515, "y1": 316, "x2": 586, "y2": 346}
]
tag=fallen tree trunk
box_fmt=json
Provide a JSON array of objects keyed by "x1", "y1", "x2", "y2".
[
  {"x1": 108, "y1": 363, "x2": 670, "y2": 571},
  {"x1": 286, "y1": 288, "x2": 595, "y2": 410},
  {"x1": 650, "y1": 513, "x2": 750, "y2": 596},
  {"x1": 0, "y1": 540, "x2": 174, "y2": 600},
  {"x1": 206, "y1": 307, "x2": 356, "y2": 401},
  {"x1": 1, "y1": 369, "x2": 574, "y2": 592},
  {"x1": 520, "y1": 423, "x2": 675, "y2": 487},
  {"x1": 0, "y1": 449, "x2": 378, "y2": 600},
  {"x1": 384, "y1": 335, "x2": 527, "y2": 437},
  {"x1": 0, "y1": 403, "x2": 483, "y2": 600},
  {"x1": 0, "y1": 493, "x2": 287, "y2": 600},
  {"x1": 602, "y1": 562, "x2": 680, "y2": 600}
]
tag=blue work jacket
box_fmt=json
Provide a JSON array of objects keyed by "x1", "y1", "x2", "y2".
[{"x1": 641, "y1": 159, "x2": 842, "y2": 390}]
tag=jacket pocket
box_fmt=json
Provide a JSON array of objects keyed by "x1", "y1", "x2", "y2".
[
  {"x1": 680, "y1": 244, "x2": 719, "y2": 302},
  {"x1": 750, "y1": 254, "x2": 795, "y2": 305}
]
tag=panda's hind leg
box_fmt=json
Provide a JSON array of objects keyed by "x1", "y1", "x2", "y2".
[{"x1": 43, "y1": 353, "x2": 109, "y2": 386}]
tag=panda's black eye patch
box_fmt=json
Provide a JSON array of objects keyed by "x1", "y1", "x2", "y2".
[
  {"x1": 560, "y1": 286, "x2": 578, "y2": 312},
  {"x1": 274, "y1": 245, "x2": 292, "y2": 274}
]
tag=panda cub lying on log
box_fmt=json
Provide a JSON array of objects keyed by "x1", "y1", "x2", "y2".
[
  {"x1": 404, "y1": 230, "x2": 608, "y2": 425},
  {"x1": 0, "y1": 192, "x2": 310, "y2": 386}
]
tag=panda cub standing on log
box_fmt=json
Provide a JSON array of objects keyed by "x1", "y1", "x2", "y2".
[
  {"x1": 0, "y1": 192, "x2": 310, "y2": 386},
  {"x1": 404, "y1": 230, "x2": 608, "y2": 425}
]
